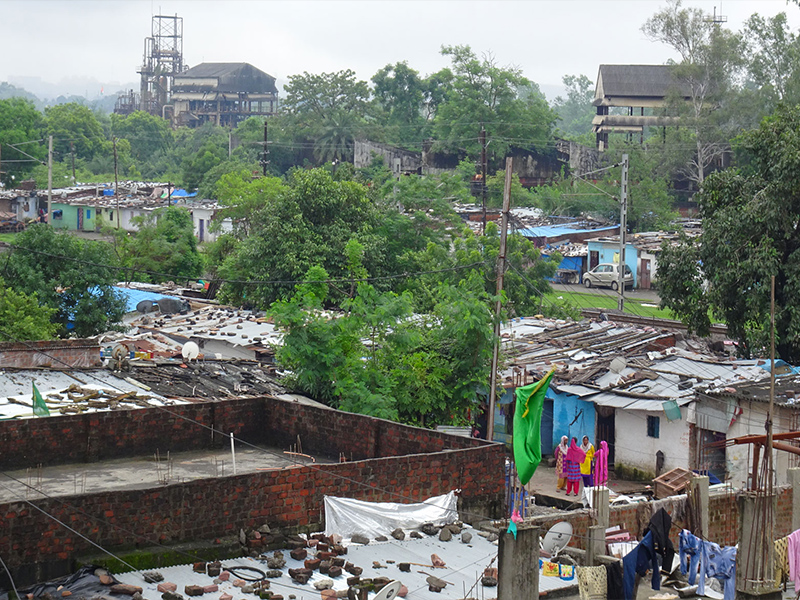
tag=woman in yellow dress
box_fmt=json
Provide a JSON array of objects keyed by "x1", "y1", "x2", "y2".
[{"x1": 580, "y1": 435, "x2": 595, "y2": 488}]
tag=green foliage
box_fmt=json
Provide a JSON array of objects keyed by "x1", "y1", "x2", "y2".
[
  {"x1": 0, "y1": 98, "x2": 45, "y2": 186},
  {"x1": 371, "y1": 62, "x2": 432, "y2": 145},
  {"x1": 182, "y1": 140, "x2": 227, "y2": 191},
  {"x1": 0, "y1": 277, "x2": 59, "y2": 341},
  {"x1": 657, "y1": 105, "x2": 800, "y2": 361},
  {"x1": 433, "y1": 45, "x2": 557, "y2": 159},
  {"x1": 44, "y1": 103, "x2": 106, "y2": 160},
  {"x1": 5, "y1": 224, "x2": 125, "y2": 337},
  {"x1": 216, "y1": 168, "x2": 382, "y2": 307},
  {"x1": 552, "y1": 74, "x2": 595, "y2": 139},
  {"x1": 122, "y1": 206, "x2": 204, "y2": 283},
  {"x1": 271, "y1": 266, "x2": 494, "y2": 426},
  {"x1": 111, "y1": 111, "x2": 173, "y2": 164},
  {"x1": 212, "y1": 170, "x2": 287, "y2": 235}
]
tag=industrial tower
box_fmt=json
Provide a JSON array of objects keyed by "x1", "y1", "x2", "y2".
[{"x1": 138, "y1": 14, "x2": 185, "y2": 118}]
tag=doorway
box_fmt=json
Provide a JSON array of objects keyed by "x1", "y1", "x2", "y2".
[{"x1": 595, "y1": 407, "x2": 615, "y2": 466}]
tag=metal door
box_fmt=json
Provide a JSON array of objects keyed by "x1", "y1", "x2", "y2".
[
  {"x1": 77, "y1": 208, "x2": 83, "y2": 230},
  {"x1": 589, "y1": 251, "x2": 600, "y2": 269}
]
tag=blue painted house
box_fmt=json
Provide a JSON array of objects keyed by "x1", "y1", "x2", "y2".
[{"x1": 586, "y1": 238, "x2": 640, "y2": 289}]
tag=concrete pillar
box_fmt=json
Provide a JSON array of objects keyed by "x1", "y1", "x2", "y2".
[
  {"x1": 789, "y1": 467, "x2": 800, "y2": 532},
  {"x1": 689, "y1": 475, "x2": 709, "y2": 539},
  {"x1": 594, "y1": 487, "x2": 610, "y2": 529},
  {"x1": 498, "y1": 525, "x2": 539, "y2": 600},
  {"x1": 587, "y1": 525, "x2": 606, "y2": 566},
  {"x1": 736, "y1": 491, "x2": 780, "y2": 600}
]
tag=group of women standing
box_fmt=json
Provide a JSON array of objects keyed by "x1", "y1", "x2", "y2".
[{"x1": 554, "y1": 435, "x2": 609, "y2": 496}]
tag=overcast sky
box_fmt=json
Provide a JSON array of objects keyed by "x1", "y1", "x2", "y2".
[{"x1": 4, "y1": 0, "x2": 800, "y2": 100}]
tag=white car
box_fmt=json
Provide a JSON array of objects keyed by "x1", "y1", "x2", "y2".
[{"x1": 583, "y1": 263, "x2": 634, "y2": 291}]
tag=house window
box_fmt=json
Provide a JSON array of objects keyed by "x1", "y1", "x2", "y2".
[
  {"x1": 53, "y1": 210, "x2": 63, "y2": 220},
  {"x1": 86, "y1": 209, "x2": 92, "y2": 219},
  {"x1": 647, "y1": 415, "x2": 660, "y2": 438}
]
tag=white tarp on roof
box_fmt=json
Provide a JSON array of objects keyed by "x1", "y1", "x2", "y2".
[{"x1": 324, "y1": 491, "x2": 457, "y2": 538}]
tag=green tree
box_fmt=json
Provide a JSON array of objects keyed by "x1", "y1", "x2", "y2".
[
  {"x1": 742, "y1": 12, "x2": 800, "y2": 107},
  {"x1": 371, "y1": 62, "x2": 431, "y2": 145},
  {"x1": 0, "y1": 98, "x2": 45, "y2": 186},
  {"x1": 657, "y1": 105, "x2": 800, "y2": 362},
  {"x1": 642, "y1": 0, "x2": 744, "y2": 185},
  {"x1": 44, "y1": 103, "x2": 107, "y2": 160},
  {"x1": 552, "y1": 74, "x2": 596, "y2": 140},
  {"x1": 111, "y1": 110, "x2": 173, "y2": 164},
  {"x1": 120, "y1": 206, "x2": 204, "y2": 283},
  {"x1": 217, "y1": 168, "x2": 383, "y2": 306},
  {"x1": 182, "y1": 140, "x2": 227, "y2": 191},
  {"x1": 211, "y1": 170, "x2": 288, "y2": 236},
  {"x1": 0, "y1": 278, "x2": 59, "y2": 341},
  {"x1": 5, "y1": 225, "x2": 126, "y2": 337},
  {"x1": 433, "y1": 45, "x2": 557, "y2": 159}
]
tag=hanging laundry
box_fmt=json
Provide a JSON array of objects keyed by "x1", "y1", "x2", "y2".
[
  {"x1": 679, "y1": 530, "x2": 703, "y2": 587},
  {"x1": 775, "y1": 536, "x2": 788, "y2": 589},
  {"x1": 577, "y1": 565, "x2": 607, "y2": 600},
  {"x1": 701, "y1": 541, "x2": 736, "y2": 600},
  {"x1": 788, "y1": 529, "x2": 800, "y2": 590},
  {"x1": 512, "y1": 369, "x2": 555, "y2": 485},
  {"x1": 605, "y1": 561, "x2": 624, "y2": 600},
  {"x1": 622, "y1": 531, "x2": 659, "y2": 600},
  {"x1": 646, "y1": 508, "x2": 675, "y2": 573}
]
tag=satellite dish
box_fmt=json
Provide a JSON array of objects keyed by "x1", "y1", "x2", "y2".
[
  {"x1": 373, "y1": 581, "x2": 402, "y2": 600},
  {"x1": 182, "y1": 341, "x2": 200, "y2": 361},
  {"x1": 541, "y1": 521, "x2": 573, "y2": 556},
  {"x1": 111, "y1": 344, "x2": 129, "y2": 360}
]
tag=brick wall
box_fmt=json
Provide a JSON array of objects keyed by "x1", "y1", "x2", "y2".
[
  {"x1": 526, "y1": 486, "x2": 794, "y2": 552},
  {"x1": 0, "y1": 339, "x2": 101, "y2": 369},
  {"x1": 3, "y1": 396, "x2": 490, "y2": 471},
  {"x1": 0, "y1": 396, "x2": 505, "y2": 584}
]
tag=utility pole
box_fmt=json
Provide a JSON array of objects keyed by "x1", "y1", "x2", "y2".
[
  {"x1": 617, "y1": 154, "x2": 629, "y2": 311},
  {"x1": 768, "y1": 274, "x2": 776, "y2": 493},
  {"x1": 261, "y1": 120, "x2": 270, "y2": 176},
  {"x1": 113, "y1": 137, "x2": 120, "y2": 229},
  {"x1": 69, "y1": 141, "x2": 76, "y2": 184},
  {"x1": 487, "y1": 157, "x2": 513, "y2": 442},
  {"x1": 480, "y1": 124, "x2": 487, "y2": 234},
  {"x1": 47, "y1": 135, "x2": 53, "y2": 224}
]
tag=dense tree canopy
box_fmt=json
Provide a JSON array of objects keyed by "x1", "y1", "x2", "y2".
[
  {"x1": 5, "y1": 225, "x2": 126, "y2": 337},
  {"x1": 658, "y1": 105, "x2": 800, "y2": 362}
]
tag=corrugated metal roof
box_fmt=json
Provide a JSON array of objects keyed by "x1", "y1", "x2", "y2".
[
  {"x1": 517, "y1": 224, "x2": 618, "y2": 239},
  {"x1": 595, "y1": 65, "x2": 691, "y2": 100}
]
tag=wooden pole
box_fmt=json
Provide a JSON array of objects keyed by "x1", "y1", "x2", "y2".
[
  {"x1": 113, "y1": 138, "x2": 120, "y2": 229},
  {"x1": 768, "y1": 274, "x2": 775, "y2": 494},
  {"x1": 487, "y1": 157, "x2": 513, "y2": 442}
]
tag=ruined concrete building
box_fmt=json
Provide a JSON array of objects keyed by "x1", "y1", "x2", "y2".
[
  {"x1": 593, "y1": 64, "x2": 690, "y2": 150},
  {"x1": 171, "y1": 62, "x2": 278, "y2": 128}
]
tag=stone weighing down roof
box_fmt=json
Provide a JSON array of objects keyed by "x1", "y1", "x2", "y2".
[{"x1": 501, "y1": 317, "x2": 768, "y2": 408}]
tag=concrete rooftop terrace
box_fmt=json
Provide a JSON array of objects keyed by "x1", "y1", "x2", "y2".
[{"x1": 0, "y1": 445, "x2": 333, "y2": 503}]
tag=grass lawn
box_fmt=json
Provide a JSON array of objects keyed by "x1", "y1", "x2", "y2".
[
  {"x1": 0, "y1": 233, "x2": 17, "y2": 244},
  {"x1": 545, "y1": 290, "x2": 677, "y2": 319}
]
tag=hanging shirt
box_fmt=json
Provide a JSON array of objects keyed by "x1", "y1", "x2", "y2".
[
  {"x1": 788, "y1": 529, "x2": 800, "y2": 590},
  {"x1": 606, "y1": 561, "x2": 625, "y2": 600},
  {"x1": 775, "y1": 536, "x2": 789, "y2": 588},
  {"x1": 647, "y1": 508, "x2": 675, "y2": 574},
  {"x1": 622, "y1": 531, "x2": 659, "y2": 600},
  {"x1": 701, "y1": 541, "x2": 737, "y2": 600},
  {"x1": 679, "y1": 530, "x2": 703, "y2": 588}
]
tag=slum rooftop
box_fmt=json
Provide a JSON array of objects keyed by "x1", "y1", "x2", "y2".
[{"x1": 501, "y1": 316, "x2": 768, "y2": 409}]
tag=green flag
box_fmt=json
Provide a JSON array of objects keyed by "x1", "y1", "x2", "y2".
[
  {"x1": 32, "y1": 382, "x2": 50, "y2": 417},
  {"x1": 512, "y1": 369, "x2": 555, "y2": 486}
]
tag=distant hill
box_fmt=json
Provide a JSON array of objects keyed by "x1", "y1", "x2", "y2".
[
  {"x1": 0, "y1": 81, "x2": 121, "y2": 114},
  {"x1": 0, "y1": 82, "x2": 42, "y2": 108}
]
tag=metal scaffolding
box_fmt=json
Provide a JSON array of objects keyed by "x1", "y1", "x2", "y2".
[{"x1": 138, "y1": 14, "x2": 185, "y2": 117}]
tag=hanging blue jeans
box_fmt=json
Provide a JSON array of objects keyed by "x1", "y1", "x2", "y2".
[
  {"x1": 679, "y1": 530, "x2": 703, "y2": 586},
  {"x1": 702, "y1": 541, "x2": 737, "y2": 600},
  {"x1": 623, "y1": 531, "x2": 659, "y2": 600}
]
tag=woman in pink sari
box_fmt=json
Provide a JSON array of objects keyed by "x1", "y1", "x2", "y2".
[{"x1": 594, "y1": 440, "x2": 609, "y2": 487}]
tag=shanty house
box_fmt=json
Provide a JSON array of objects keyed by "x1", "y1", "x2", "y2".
[
  {"x1": 501, "y1": 317, "x2": 772, "y2": 481},
  {"x1": 172, "y1": 62, "x2": 278, "y2": 128}
]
